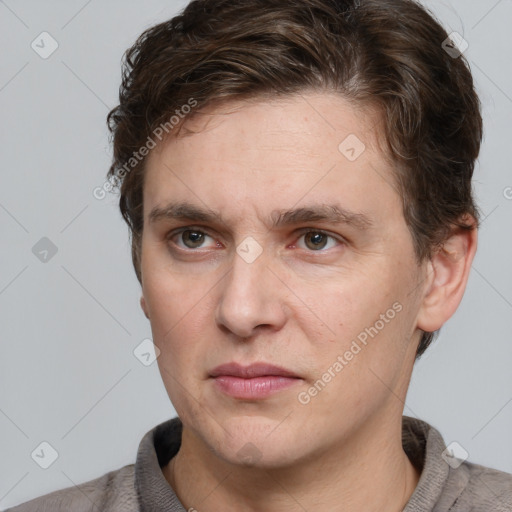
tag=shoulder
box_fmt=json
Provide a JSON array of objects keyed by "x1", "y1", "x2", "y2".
[
  {"x1": 4, "y1": 464, "x2": 138, "y2": 512},
  {"x1": 446, "y1": 460, "x2": 512, "y2": 511}
]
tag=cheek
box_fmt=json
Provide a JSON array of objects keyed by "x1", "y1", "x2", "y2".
[
  {"x1": 294, "y1": 266, "x2": 413, "y2": 389},
  {"x1": 150, "y1": 284, "x2": 213, "y2": 416},
  {"x1": 143, "y1": 247, "x2": 207, "y2": 323},
  {"x1": 142, "y1": 265, "x2": 212, "y2": 369},
  {"x1": 297, "y1": 273, "x2": 391, "y2": 343}
]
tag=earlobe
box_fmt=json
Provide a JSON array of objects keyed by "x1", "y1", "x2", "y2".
[
  {"x1": 140, "y1": 295, "x2": 150, "y2": 319},
  {"x1": 416, "y1": 223, "x2": 477, "y2": 334}
]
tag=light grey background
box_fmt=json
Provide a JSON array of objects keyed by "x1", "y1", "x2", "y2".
[{"x1": 0, "y1": 0, "x2": 511, "y2": 508}]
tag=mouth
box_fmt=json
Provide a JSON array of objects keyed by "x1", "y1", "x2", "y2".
[{"x1": 209, "y1": 362, "x2": 302, "y2": 400}]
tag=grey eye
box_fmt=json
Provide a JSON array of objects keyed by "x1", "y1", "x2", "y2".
[
  {"x1": 180, "y1": 230, "x2": 207, "y2": 248},
  {"x1": 298, "y1": 231, "x2": 338, "y2": 251}
]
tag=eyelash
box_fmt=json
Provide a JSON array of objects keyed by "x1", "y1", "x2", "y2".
[{"x1": 165, "y1": 226, "x2": 345, "y2": 253}]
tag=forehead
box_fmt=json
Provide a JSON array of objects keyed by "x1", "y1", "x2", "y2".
[
  {"x1": 142, "y1": 92, "x2": 398, "y2": 226},
  {"x1": 159, "y1": 92, "x2": 384, "y2": 159}
]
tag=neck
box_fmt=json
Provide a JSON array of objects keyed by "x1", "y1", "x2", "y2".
[{"x1": 163, "y1": 413, "x2": 421, "y2": 512}]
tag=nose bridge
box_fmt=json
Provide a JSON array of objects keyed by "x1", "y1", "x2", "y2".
[{"x1": 215, "y1": 241, "x2": 284, "y2": 338}]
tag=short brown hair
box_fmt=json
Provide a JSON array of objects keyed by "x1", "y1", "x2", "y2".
[{"x1": 106, "y1": 0, "x2": 482, "y2": 358}]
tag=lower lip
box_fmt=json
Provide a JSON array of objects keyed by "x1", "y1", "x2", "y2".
[{"x1": 212, "y1": 376, "x2": 300, "y2": 399}]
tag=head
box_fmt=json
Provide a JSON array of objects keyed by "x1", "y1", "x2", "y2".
[{"x1": 107, "y1": 0, "x2": 481, "y2": 467}]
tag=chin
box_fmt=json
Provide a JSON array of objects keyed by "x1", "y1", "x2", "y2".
[{"x1": 204, "y1": 414, "x2": 302, "y2": 468}]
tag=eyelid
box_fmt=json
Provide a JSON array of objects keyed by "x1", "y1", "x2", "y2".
[
  {"x1": 165, "y1": 225, "x2": 214, "y2": 239},
  {"x1": 166, "y1": 226, "x2": 346, "y2": 250},
  {"x1": 294, "y1": 227, "x2": 345, "y2": 241},
  {"x1": 292, "y1": 227, "x2": 346, "y2": 250},
  {"x1": 166, "y1": 226, "x2": 219, "y2": 249}
]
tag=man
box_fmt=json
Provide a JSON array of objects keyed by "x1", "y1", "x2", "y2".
[{"x1": 7, "y1": 0, "x2": 512, "y2": 511}]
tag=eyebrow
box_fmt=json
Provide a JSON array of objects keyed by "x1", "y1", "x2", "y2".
[{"x1": 148, "y1": 201, "x2": 373, "y2": 231}]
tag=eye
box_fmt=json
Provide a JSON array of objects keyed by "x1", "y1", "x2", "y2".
[
  {"x1": 295, "y1": 230, "x2": 341, "y2": 251},
  {"x1": 169, "y1": 228, "x2": 218, "y2": 250},
  {"x1": 166, "y1": 227, "x2": 343, "y2": 253}
]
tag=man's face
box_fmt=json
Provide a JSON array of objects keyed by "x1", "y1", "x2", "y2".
[{"x1": 140, "y1": 92, "x2": 427, "y2": 467}]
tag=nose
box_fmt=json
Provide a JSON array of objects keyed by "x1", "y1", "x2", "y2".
[{"x1": 215, "y1": 248, "x2": 287, "y2": 340}]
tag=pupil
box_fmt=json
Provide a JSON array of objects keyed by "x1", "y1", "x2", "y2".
[
  {"x1": 185, "y1": 230, "x2": 204, "y2": 247},
  {"x1": 307, "y1": 232, "x2": 326, "y2": 250}
]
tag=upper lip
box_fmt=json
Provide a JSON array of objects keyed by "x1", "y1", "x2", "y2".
[{"x1": 209, "y1": 362, "x2": 300, "y2": 379}]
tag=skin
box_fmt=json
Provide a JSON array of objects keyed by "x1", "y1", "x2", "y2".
[{"x1": 139, "y1": 91, "x2": 477, "y2": 512}]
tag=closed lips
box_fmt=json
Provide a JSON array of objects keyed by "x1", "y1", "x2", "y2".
[{"x1": 209, "y1": 362, "x2": 300, "y2": 379}]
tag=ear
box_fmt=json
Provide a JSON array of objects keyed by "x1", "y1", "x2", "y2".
[
  {"x1": 140, "y1": 295, "x2": 150, "y2": 319},
  {"x1": 416, "y1": 220, "x2": 477, "y2": 333}
]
